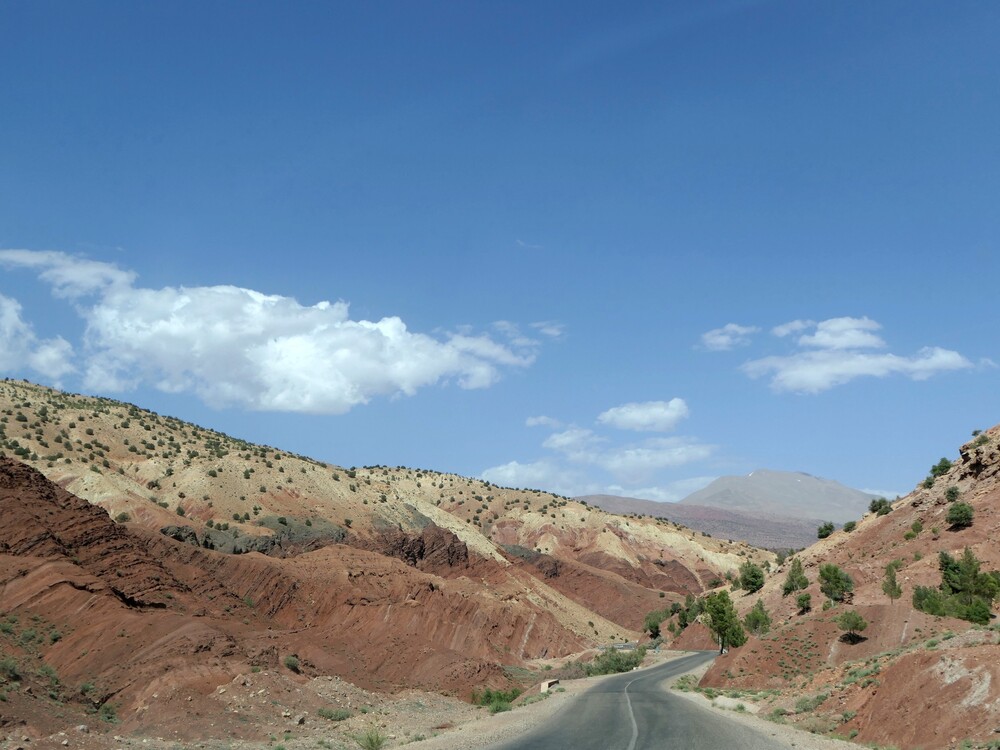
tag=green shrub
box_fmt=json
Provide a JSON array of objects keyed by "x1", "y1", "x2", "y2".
[
  {"x1": 796, "y1": 593, "x2": 811, "y2": 613},
  {"x1": 318, "y1": 707, "x2": 352, "y2": 721},
  {"x1": 817, "y1": 522, "x2": 834, "y2": 539},
  {"x1": 869, "y1": 497, "x2": 892, "y2": 516},
  {"x1": 945, "y1": 486, "x2": 960, "y2": 502},
  {"x1": 584, "y1": 647, "x2": 646, "y2": 676},
  {"x1": 737, "y1": 561, "x2": 765, "y2": 593},
  {"x1": 283, "y1": 655, "x2": 301, "y2": 673},
  {"x1": 819, "y1": 564, "x2": 853, "y2": 602},
  {"x1": 355, "y1": 727, "x2": 387, "y2": 750},
  {"x1": 782, "y1": 558, "x2": 808, "y2": 596},
  {"x1": 930, "y1": 457, "x2": 953, "y2": 478},
  {"x1": 0, "y1": 658, "x2": 20, "y2": 681},
  {"x1": 743, "y1": 600, "x2": 771, "y2": 635},
  {"x1": 947, "y1": 502, "x2": 974, "y2": 528},
  {"x1": 835, "y1": 610, "x2": 868, "y2": 643},
  {"x1": 842, "y1": 521, "x2": 856, "y2": 533}
]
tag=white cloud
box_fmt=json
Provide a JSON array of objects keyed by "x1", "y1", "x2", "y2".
[
  {"x1": 597, "y1": 398, "x2": 689, "y2": 432},
  {"x1": 796, "y1": 316, "x2": 885, "y2": 350},
  {"x1": 541, "y1": 425, "x2": 711, "y2": 482},
  {"x1": 734, "y1": 315, "x2": 973, "y2": 393},
  {"x1": 526, "y1": 415, "x2": 562, "y2": 428},
  {"x1": 701, "y1": 323, "x2": 759, "y2": 351},
  {"x1": 531, "y1": 321, "x2": 565, "y2": 338},
  {"x1": 0, "y1": 293, "x2": 75, "y2": 380},
  {"x1": 771, "y1": 319, "x2": 813, "y2": 337},
  {"x1": 0, "y1": 250, "x2": 543, "y2": 414},
  {"x1": 0, "y1": 249, "x2": 135, "y2": 299},
  {"x1": 605, "y1": 476, "x2": 717, "y2": 503},
  {"x1": 597, "y1": 437, "x2": 713, "y2": 479},
  {"x1": 480, "y1": 460, "x2": 593, "y2": 497},
  {"x1": 742, "y1": 347, "x2": 972, "y2": 394}
]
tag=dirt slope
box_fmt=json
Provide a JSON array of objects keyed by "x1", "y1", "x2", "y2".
[{"x1": 694, "y1": 425, "x2": 1000, "y2": 749}]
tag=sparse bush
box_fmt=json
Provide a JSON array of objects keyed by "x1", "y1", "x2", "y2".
[
  {"x1": 930, "y1": 457, "x2": 953, "y2": 478},
  {"x1": 782, "y1": 558, "x2": 808, "y2": 596},
  {"x1": 835, "y1": 610, "x2": 868, "y2": 643},
  {"x1": 947, "y1": 502, "x2": 974, "y2": 528},
  {"x1": 584, "y1": 647, "x2": 646, "y2": 676},
  {"x1": 283, "y1": 655, "x2": 301, "y2": 673},
  {"x1": 869, "y1": 497, "x2": 892, "y2": 516},
  {"x1": 743, "y1": 599, "x2": 771, "y2": 635},
  {"x1": 355, "y1": 727, "x2": 387, "y2": 750},
  {"x1": 736, "y1": 561, "x2": 764, "y2": 593},
  {"x1": 819, "y1": 563, "x2": 853, "y2": 602},
  {"x1": 318, "y1": 707, "x2": 352, "y2": 721},
  {"x1": 945, "y1": 485, "x2": 961, "y2": 502}
]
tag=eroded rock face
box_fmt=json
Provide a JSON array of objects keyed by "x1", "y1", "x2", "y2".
[
  {"x1": 0, "y1": 457, "x2": 183, "y2": 607},
  {"x1": 366, "y1": 523, "x2": 471, "y2": 573}
]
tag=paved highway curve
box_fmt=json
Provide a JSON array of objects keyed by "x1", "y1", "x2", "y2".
[{"x1": 486, "y1": 651, "x2": 787, "y2": 750}]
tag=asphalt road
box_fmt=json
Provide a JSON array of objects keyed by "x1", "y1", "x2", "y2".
[{"x1": 486, "y1": 651, "x2": 788, "y2": 750}]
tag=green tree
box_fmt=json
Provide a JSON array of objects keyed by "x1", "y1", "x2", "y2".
[
  {"x1": 835, "y1": 610, "x2": 867, "y2": 643},
  {"x1": 796, "y1": 593, "x2": 811, "y2": 613},
  {"x1": 819, "y1": 564, "x2": 854, "y2": 602},
  {"x1": 912, "y1": 548, "x2": 1000, "y2": 625},
  {"x1": 781, "y1": 558, "x2": 809, "y2": 596},
  {"x1": 882, "y1": 563, "x2": 902, "y2": 602},
  {"x1": 703, "y1": 591, "x2": 746, "y2": 653},
  {"x1": 947, "y1": 502, "x2": 974, "y2": 528},
  {"x1": 737, "y1": 561, "x2": 765, "y2": 593},
  {"x1": 817, "y1": 521, "x2": 834, "y2": 539},
  {"x1": 743, "y1": 599, "x2": 771, "y2": 635}
]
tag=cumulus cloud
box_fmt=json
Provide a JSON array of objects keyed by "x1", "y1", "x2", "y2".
[
  {"x1": 771, "y1": 319, "x2": 813, "y2": 338},
  {"x1": 480, "y1": 460, "x2": 594, "y2": 497},
  {"x1": 795, "y1": 316, "x2": 885, "y2": 350},
  {"x1": 597, "y1": 398, "x2": 689, "y2": 432},
  {"x1": 483, "y1": 399, "x2": 713, "y2": 497},
  {"x1": 541, "y1": 425, "x2": 711, "y2": 482},
  {"x1": 0, "y1": 293, "x2": 75, "y2": 380},
  {"x1": 700, "y1": 323, "x2": 759, "y2": 351},
  {"x1": 725, "y1": 315, "x2": 973, "y2": 393},
  {"x1": 743, "y1": 347, "x2": 972, "y2": 394},
  {"x1": 530, "y1": 321, "x2": 565, "y2": 338},
  {"x1": 605, "y1": 476, "x2": 717, "y2": 503},
  {"x1": 526, "y1": 415, "x2": 562, "y2": 428},
  {"x1": 0, "y1": 249, "x2": 135, "y2": 299},
  {"x1": 0, "y1": 249, "x2": 543, "y2": 413}
]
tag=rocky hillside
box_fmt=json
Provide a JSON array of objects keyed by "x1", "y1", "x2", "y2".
[
  {"x1": 0, "y1": 379, "x2": 770, "y2": 740},
  {"x1": 687, "y1": 425, "x2": 1000, "y2": 749}
]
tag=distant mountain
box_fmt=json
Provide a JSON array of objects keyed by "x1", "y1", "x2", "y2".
[
  {"x1": 678, "y1": 469, "x2": 876, "y2": 524},
  {"x1": 579, "y1": 494, "x2": 822, "y2": 550}
]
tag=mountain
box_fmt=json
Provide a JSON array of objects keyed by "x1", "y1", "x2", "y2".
[
  {"x1": 678, "y1": 469, "x2": 877, "y2": 524},
  {"x1": 0, "y1": 379, "x2": 772, "y2": 741},
  {"x1": 579, "y1": 493, "x2": 822, "y2": 550},
  {"x1": 683, "y1": 427, "x2": 1000, "y2": 749}
]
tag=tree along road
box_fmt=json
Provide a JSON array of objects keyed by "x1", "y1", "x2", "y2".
[{"x1": 486, "y1": 651, "x2": 787, "y2": 750}]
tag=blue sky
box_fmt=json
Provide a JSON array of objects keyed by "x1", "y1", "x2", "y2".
[{"x1": 1, "y1": 1, "x2": 997, "y2": 502}]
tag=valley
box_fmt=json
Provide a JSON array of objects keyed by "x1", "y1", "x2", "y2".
[{"x1": 1, "y1": 379, "x2": 998, "y2": 750}]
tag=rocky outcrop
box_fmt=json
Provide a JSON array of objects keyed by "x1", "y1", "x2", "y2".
[{"x1": 365, "y1": 523, "x2": 471, "y2": 574}]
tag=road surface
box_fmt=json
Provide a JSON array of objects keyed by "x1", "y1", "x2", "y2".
[{"x1": 486, "y1": 651, "x2": 787, "y2": 750}]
